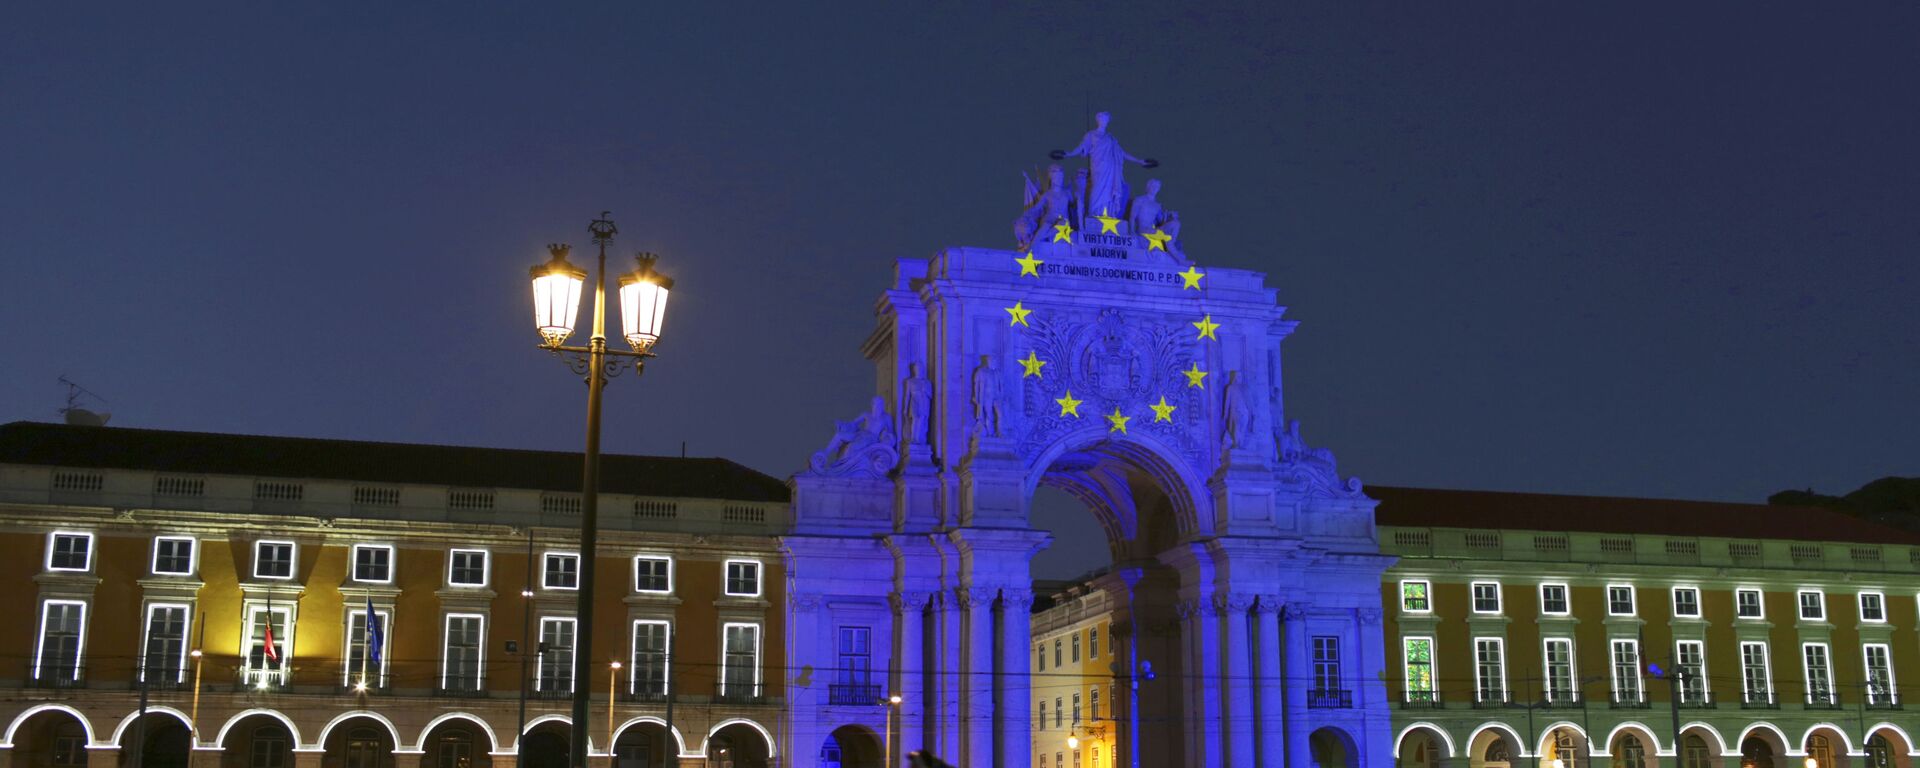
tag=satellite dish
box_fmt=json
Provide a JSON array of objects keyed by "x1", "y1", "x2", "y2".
[{"x1": 63, "y1": 408, "x2": 110, "y2": 427}]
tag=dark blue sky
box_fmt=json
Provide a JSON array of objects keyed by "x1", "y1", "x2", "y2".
[{"x1": 5, "y1": 4, "x2": 1917, "y2": 576}]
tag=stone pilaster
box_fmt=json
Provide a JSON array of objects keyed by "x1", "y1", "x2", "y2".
[
  {"x1": 1217, "y1": 592, "x2": 1257, "y2": 766},
  {"x1": 1281, "y1": 603, "x2": 1312, "y2": 768},
  {"x1": 957, "y1": 585, "x2": 998, "y2": 768},
  {"x1": 998, "y1": 588, "x2": 1036, "y2": 768},
  {"x1": 1254, "y1": 597, "x2": 1286, "y2": 768},
  {"x1": 890, "y1": 589, "x2": 931, "y2": 764}
]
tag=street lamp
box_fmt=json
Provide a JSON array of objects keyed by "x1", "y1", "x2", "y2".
[
  {"x1": 885, "y1": 694, "x2": 902, "y2": 768},
  {"x1": 608, "y1": 661, "x2": 624, "y2": 765},
  {"x1": 527, "y1": 212, "x2": 674, "y2": 768}
]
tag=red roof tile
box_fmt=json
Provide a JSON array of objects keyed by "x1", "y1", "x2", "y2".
[{"x1": 1368, "y1": 485, "x2": 1920, "y2": 546}]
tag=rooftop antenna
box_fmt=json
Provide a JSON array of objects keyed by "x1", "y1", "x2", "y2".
[{"x1": 57, "y1": 375, "x2": 111, "y2": 426}]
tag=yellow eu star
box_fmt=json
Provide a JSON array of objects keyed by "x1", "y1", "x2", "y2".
[
  {"x1": 1018, "y1": 350, "x2": 1046, "y2": 378},
  {"x1": 1055, "y1": 390, "x2": 1083, "y2": 417},
  {"x1": 1105, "y1": 407, "x2": 1131, "y2": 434},
  {"x1": 1150, "y1": 396, "x2": 1176, "y2": 422},
  {"x1": 1052, "y1": 221, "x2": 1074, "y2": 243},
  {"x1": 1006, "y1": 302, "x2": 1032, "y2": 327},
  {"x1": 1178, "y1": 266, "x2": 1205, "y2": 290},
  {"x1": 1192, "y1": 315, "x2": 1220, "y2": 340},
  {"x1": 1143, "y1": 229, "x2": 1173, "y2": 251},
  {"x1": 1015, "y1": 252, "x2": 1044, "y2": 277},
  {"x1": 1182, "y1": 363, "x2": 1208, "y2": 388},
  {"x1": 1094, "y1": 208, "x2": 1122, "y2": 235}
]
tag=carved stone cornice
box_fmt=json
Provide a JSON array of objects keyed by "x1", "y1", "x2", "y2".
[
  {"x1": 1214, "y1": 593, "x2": 1257, "y2": 614},
  {"x1": 1356, "y1": 607, "x2": 1382, "y2": 626},
  {"x1": 1000, "y1": 589, "x2": 1036, "y2": 611},
  {"x1": 1254, "y1": 595, "x2": 1283, "y2": 615},
  {"x1": 956, "y1": 586, "x2": 999, "y2": 611},
  {"x1": 790, "y1": 592, "x2": 825, "y2": 613},
  {"x1": 892, "y1": 590, "x2": 932, "y2": 614},
  {"x1": 1280, "y1": 603, "x2": 1309, "y2": 623}
]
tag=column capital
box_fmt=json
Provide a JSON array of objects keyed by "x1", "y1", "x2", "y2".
[
  {"x1": 791, "y1": 592, "x2": 825, "y2": 613},
  {"x1": 1254, "y1": 595, "x2": 1284, "y2": 614},
  {"x1": 1281, "y1": 602, "x2": 1310, "y2": 622},
  {"x1": 1213, "y1": 592, "x2": 1258, "y2": 614},
  {"x1": 1000, "y1": 588, "x2": 1037, "y2": 610},
  {"x1": 1356, "y1": 607, "x2": 1382, "y2": 626},
  {"x1": 892, "y1": 590, "x2": 933, "y2": 613},
  {"x1": 956, "y1": 586, "x2": 999, "y2": 610}
]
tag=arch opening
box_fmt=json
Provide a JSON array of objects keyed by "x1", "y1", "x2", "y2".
[
  {"x1": 419, "y1": 715, "x2": 494, "y2": 768},
  {"x1": 116, "y1": 711, "x2": 193, "y2": 768},
  {"x1": 7, "y1": 706, "x2": 93, "y2": 768},
  {"x1": 819, "y1": 724, "x2": 883, "y2": 768},
  {"x1": 706, "y1": 721, "x2": 772, "y2": 768},
  {"x1": 218, "y1": 713, "x2": 295, "y2": 768}
]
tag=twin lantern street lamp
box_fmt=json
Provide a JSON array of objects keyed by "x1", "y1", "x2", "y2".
[{"x1": 526, "y1": 212, "x2": 673, "y2": 768}]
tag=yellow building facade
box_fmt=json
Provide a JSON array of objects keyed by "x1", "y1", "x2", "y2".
[{"x1": 1029, "y1": 583, "x2": 1116, "y2": 768}]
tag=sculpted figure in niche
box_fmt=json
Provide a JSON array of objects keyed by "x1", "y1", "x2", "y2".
[
  {"x1": 1069, "y1": 167, "x2": 1091, "y2": 228},
  {"x1": 1223, "y1": 370, "x2": 1254, "y2": 450},
  {"x1": 1052, "y1": 111, "x2": 1157, "y2": 224},
  {"x1": 971, "y1": 354, "x2": 1003, "y2": 438},
  {"x1": 1014, "y1": 164, "x2": 1073, "y2": 250},
  {"x1": 902, "y1": 362, "x2": 932, "y2": 445}
]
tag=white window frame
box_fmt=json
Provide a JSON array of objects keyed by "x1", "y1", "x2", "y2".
[
  {"x1": 542, "y1": 551, "x2": 581, "y2": 591},
  {"x1": 1400, "y1": 579, "x2": 1432, "y2": 613},
  {"x1": 1672, "y1": 586, "x2": 1701, "y2": 618},
  {"x1": 1606, "y1": 583, "x2": 1637, "y2": 616},
  {"x1": 1539, "y1": 582, "x2": 1570, "y2": 616},
  {"x1": 242, "y1": 602, "x2": 295, "y2": 686},
  {"x1": 721, "y1": 621, "x2": 763, "y2": 694},
  {"x1": 1675, "y1": 639, "x2": 1709, "y2": 703},
  {"x1": 350, "y1": 544, "x2": 395, "y2": 584},
  {"x1": 441, "y1": 613, "x2": 487, "y2": 690},
  {"x1": 536, "y1": 616, "x2": 578, "y2": 692},
  {"x1": 1473, "y1": 637, "x2": 1507, "y2": 703},
  {"x1": 35, "y1": 599, "x2": 88, "y2": 681},
  {"x1": 1864, "y1": 643, "x2": 1898, "y2": 705},
  {"x1": 633, "y1": 555, "x2": 673, "y2": 594},
  {"x1": 1802, "y1": 642, "x2": 1834, "y2": 704},
  {"x1": 1736, "y1": 588, "x2": 1765, "y2": 619},
  {"x1": 1402, "y1": 636, "x2": 1436, "y2": 702},
  {"x1": 1543, "y1": 637, "x2": 1577, "y2": 703},
  {"x1": 140, "y1": 602, "x2": 192, "y2": 684},
  {"x1": 1859, "y1": 591, "x2": 1887, "y2": 623},
  {"x1": 1470, "y1": 581, "x2": 1501, "y2": 614},
  {"x1": 447, "y1": 548, "x2": 490, "y2": 588},
  {"x1": 1610, "y1": 639, "x2": 1644, "y2": 703},
  {"x1": 253, "y1": 540, "x2": 297, "y2": 581},
  {"x1": 342, "y1": 606, "x2": 392, "y2": 687},
  {"x1": 630, "y1": 619, "x2": 671, "y2": 695},
  {"x1": 46, "y1": 531, "x2": 94, "y2": 573},
  {"x1": 1740, "y1": 641, "x2": 1773, "y2": 705},
  {"x1": 151, "y1": 535, "x2": 197, "y2": 576},
  {"x1": 724, "y1": 559, "x2": 763, "y2": 597},
  {"x1": 1798, "y1": 589, "x2": 1826, "y2": 621}
]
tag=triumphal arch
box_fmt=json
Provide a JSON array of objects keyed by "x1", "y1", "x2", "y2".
[{"x1": 783, "y1": 114, "x2": 1393, "y2": 767}]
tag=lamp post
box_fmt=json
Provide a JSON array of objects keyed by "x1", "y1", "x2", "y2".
[
  {"x1": 527, "y1": 212, "x2": 674, "y2": 768},
  {"x1": 885, "y1": 694, "x2": 902, "y2": 768},
  {"x1": 608, "y1": 661, "x2": 623, "y2": 766}
]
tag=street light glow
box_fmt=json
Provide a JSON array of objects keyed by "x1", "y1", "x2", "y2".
[{"x1": 529, "y1": 245, "x2": 587, "y2": 346}]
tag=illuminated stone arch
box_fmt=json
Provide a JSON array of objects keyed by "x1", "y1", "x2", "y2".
[
  {"x1": 1802, "y1": 723, "x2": 1855, "y2": 764},
  {"x1": 315, "y1": 710, "x2": 403, "y2": 752},
  {"x1": 1680, "y1": 722, "x2": 1733, "y2": 757},
  {"x1": 1606, "y1": 721, "x2": 1666, "y2": 757},
  {"x1": 213, "y1": 709, "x2": 302, "y2": 752},
  {"x1": 512, "y1": 714, "x2": 592, "y2": 754},
  {"x1": 610, "y1": 716, "x2": 689, "y2": 757},
  {"x1": 2, "y1": 703, "x2": 96, "y2": 747},
  {"x1": 1535, "y1": 721, "x2": 1590, "y2": 762},
  {"x1": 413, "y1": 712, "x2": 501, "y2": 755},
  {"x1": 1022, "y1": 427, "x2": 1212, "y2": 547},
  {"x1": 1394, "y1": 722, "x2": 1458, "y2": 759},
  {"x1": 701, "y1": 718, "x2": 777, "y2": 758},
  {"x1": 1865, "y1": 723, "x2": 1916, "y2": 768},
  {"x1": 108, "y1": 706, "x2": 194, "y2": 746},
  {"x1": 1739, "y1": 722, "x2": 1795, "y2": 757},
  {"x1": 1467, "y1": 722, "x2": 1529, "y2": 762}
]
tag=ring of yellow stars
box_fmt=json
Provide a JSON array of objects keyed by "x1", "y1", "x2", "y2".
[
  {"x1": 1143, "y1": 228, "x2": 1173, "y2": 251},
  {"x1": 1006, "y1": 302, "x2": 1032, "y2": 327},
  {"x1": 1051, "y1": 221, "x2": 1074, "y2": 243},
  {"x1": 1015, "y1": 252, "x2": 1044, "y2": 277},
  {"x1": 1150, "y1": 396, "x2": 1176, "y2": 422},
  {"x1": 1055, "y1": 390, "x2": 1083, "y2": 417},
  {"x1": 1105, "y1": 406, "x2": 1131, "y2": 434},
  {"x1": 1192, "y1": 314, "x2": 1220, "y2": 340},
  {"x1": 1094, "y1": 208, "x2": 1122, "y2": 235},
  {"x1": 1018, "y1": 350, "x2": 1046, "y2": 378},
  {"x1": 1182, "y1": 362, "x2": 1208, "y2": 388},
  {"x1": 1178, "y1": 265, "x2": 1205, "y2": 290}
]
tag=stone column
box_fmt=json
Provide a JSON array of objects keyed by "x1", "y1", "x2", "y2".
[
  {"x1": 1280, "y1": 603, "x2": 1312, "y2": 768},
  {"x1": 999, "y1": 588, "x2": 1036, "y2": 768},
  {"x1": 892, "y1": 590, "x2": 931, "y2": 764},
  {"x1": 958, "y1": 585, "x2": 998, "y2": 768},
  {"x1": 1254, "y1": 597, "x2": 1286, "y2": 768},
  {"x1": 1219, "y1": 593, "x2": 1257, "y2": 766},
  {"x1": 786, "y1": 591, "x2": 825, "y2": 768}
]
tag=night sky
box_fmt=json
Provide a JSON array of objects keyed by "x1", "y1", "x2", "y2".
[{"x1": 5, "y1": 5, "x2": 1916, "y2": 579}]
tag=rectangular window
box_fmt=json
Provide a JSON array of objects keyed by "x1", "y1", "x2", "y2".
[
  {"x1": 1038, "y1": 700, "x2": 1047, "y2": 731},
  {"x1": 1055, "y1": 639, "x2": 1063, "y2": 667},
  {"x1": 722, "y1": 623, "x2": 761, "y2": 696},
  {"x1": 47, "y1": 531, "x2": 92, "y2": 572},
  {"x1": 1544, "y1": 638, "x2": 1576, "y2": 703},
  {"x1": 1799, "y1": 590, "x2": 1826, "y2": 621},
  {"x1": 254, "y1": 541, "x2": 296, "y2": 580},
  {"x1": 448, "y1": 549, "x2": 488, "y2": 587},
  {"x1": 1803, "y1": 643, "x2": 1834, "y2": 704},
  {"x1": 153, "y1": 536, "x2": 195, "y2": 576},
  {"x1": 542, "y1": 553, "x2": 579, "y2": 590},
  {"x1": 442, "y1": 614, "x2": 484, "y2": 691},
  {"x1": 538, "y1": 617, "x2": 577, "y2": 692},
  {"x1": 244, "y1": 605, "x2": 292, "y2": 686},
  {"x1": 1071, "y1": 633, "x2": 1081, "y2": 663},
  {"x1": 36, "y1": 600, "x2": 87, "y2": 681},
  {"x1": 1470, "y1": 581, "x2": 1501, "y2": 614},
  {"x1": 1037, "y1": 644, "x2": 1046, "y2": 671},
  {"x1": 1089, "y1": 627, "x2": 1099, "y2": 659},
  {"x1": 142, "y1": 603, "x2": 190, "y2": 683},
  {"x1": 1072, "y1": 691, "x2": 1082, "y2": 724},
  {"x1": 1865, "y1": 644, "x2": 1898, "y2": 706},
  {"x1": 345, "y1": 607, "x2": 390, "y2": 687},
  {"x1": 1055, "y1": 697, "x2": 1063, "y2": 727},
  {"x1": 1676, "y1": 640, "x2": 1708, "y2": 703},
  {"x1": 1611, "y1": 639, "x2": 1643, "y2": 703},
  {"x1": 1313, "y1": 636, "x2": 1341, "y2": 691},
  {"x1": 1672, "y1": 587, "x2": 1701, "y2": 617},
  {"x1": 1860, "y1": 592, "x2": 1887, "y2": 623},
  {"x1": 1401, "y1": 580, "x2": 1431, "y2": 612},
  {"x1": 836, "y1": 626, "x2": 872, "y2": 688},
  {"x1": 1402, "y1": 637, "x2": 1435, "y2": 702},
  {"x1": 1736, "y1": 588, "x2": 1764, "y2": 618},
  {"x1": 1539, "y1": 583, "x2": 1569, "y2": 615},
  {"x1": 1474, "y1": 638, "x2": 1506, "y2": 703},
  {"x1": 634, "y1": 556, "x2": 672, "y2": 593},
  {"x1": 724, "y1": 559, "x2": 762, "y2": 597},
  {"x1": 351, "y1": 544, "x2": 393, "y2": 583},
  {"x1": 1741, "y1": 642, "x2": 1772, "y2": 705},
  {"x1": 1607, "y1": 584, "x2": 1636, "y2": 616},
  {"x1": 631, "y1": 620, "x2": 670, "y2": 696},
  {"x1": 1090, "y1": 686, "x2": 1101, "y2": 720}
]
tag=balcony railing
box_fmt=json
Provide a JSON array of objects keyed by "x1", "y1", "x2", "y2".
[
  {"x1": 1472, "y1": 692, "x2": 1508, "y2": 709},
  {"x1": 1610, "y1": 693, "x2": 1650, "y2": 710},
  {"x1": 619, "y1": 689, "x2": 671, "y2": 704},
  {"x1": 1742, "y1": 692, "x2": 1779, "y2": 710},
  {"x1": 1677, "y1": 693, "x2": 1717, "y2": 709},
  {"x1": 1540, "y1": 692, "x2": 1583, "y2": 709},
  {"x1": 530, "y1": 682, "x2": 574, "y2": 700},
  {"x1": 1399, "y1": 691, "x2": 1444, "y2": 709},
  {"x1": 829, "y1": 684, "x2": 883, "y2": 706},
  {"x1": 716, "y1": 682, "x2": 767, "y2": 705},
  {"x1": 132, "y1": 673, "x2": 191, "y2": 692},
  {"x1": 1806, "y1": 691, "x2": 1842, "y2": 710},
  {"x1": 1308, "y1": 689, "x2": 1352, "y2": 709},
  {"x1": 1866, "y1": 694, "x2": 1903, "y2": 711},
  {"x1": 434, "y1": 676, "x2": 488, "y2": 698},
  {"x1": 27, "y1": 664, "x2": 85, "y2": 689}
]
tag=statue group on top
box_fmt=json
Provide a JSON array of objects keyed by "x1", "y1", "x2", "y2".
[{"x1": 1014, "y1": 111, "x2": 1183, "y2": 253}]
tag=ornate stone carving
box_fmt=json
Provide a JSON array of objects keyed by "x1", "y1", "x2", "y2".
[
  {"x1": 1223, "y1": 370, "x2": 1254, "y2": 450},
  {"x1": 1000, "y1": 589, "x2": 1036, "y2": 611},
  {"x1": 1275, "y1": 418, "x2": 1366, "y2": 498},
  {"x1": 956, "y1": 586, "x2": 999, "y2": 611},
  {"x1": 902, "y1": 362, "x2": 932, "y2": 446},
  {"x1": 970, "y1": 355, "x2": 1004, "y2": 439},
  {"x1": 1015, "y1": 164, "x2": 1073, "y2": 251},
  {"x1": 1053, "y1": 111, "x2": 1156, "y2": 225},
  {"x1": 1281, "y1": 603, "x2": 1309, "y2": 622},
  {"x1": 1254, "y1": 595, "x2": 1283, "y2": 615},
  {"x1": 1127, "y1": 179, "x2": 1173, "y2": 237},
  {"x1": 892, "y1": 590, "x2": 932, "y2": 614},
  {"x1": 790, "y1": 592, "x2": 824, "y2": 613},
  {"x1": 1356, "y1": 607, "x2": 1382, "y2": 626},
  {"x1": 806, "y1": 395, "x2": 898, "y2": 477},
  {"x1": 1020, "y1": 308, "x2": 1204, "y2": 462}
]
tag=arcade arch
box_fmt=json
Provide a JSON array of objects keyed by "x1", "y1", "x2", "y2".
[
  {"x1": 610, "y1": 717, "x2": 685, "y2": 768},
  {"x1": 1467, "y1": 723, "x2": 1524, "y2": 768},
  {"x1": 217, "y1": 711, "x2": 296, "y2": 768},
  {"x1": 115, "y1": 709, "x2": 193, "y2": 768},
  {"x1": 418, "y1": 714, "x2": 495, "y2": 768},
  {"x1": 4, "y1": 705, "x2": 95, "y2": 768},
  {"x1": 706, "y1": 720, "x2": 773, "y2": 768}
]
